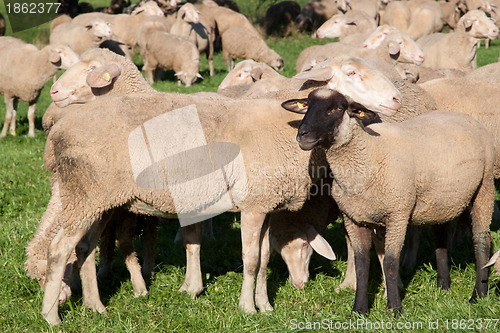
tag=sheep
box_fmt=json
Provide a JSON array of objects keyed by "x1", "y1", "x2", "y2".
[
  {"x1": 217, "y1": 59, "x2": 281, "y2": 93},
  {"x1": 0, "y1": 37, "x2": 79, "y2": 138},
  {"x1": 170, "y1": 3, "x2": 215, "y2": 76},
  {"x1": 209, "y1": 4, "x2": 261, "y2": 37},
  {"x1": 282, "y1": 88, "x2": 494, "y2": 316},
  {"x1": 380, "y1": 1, "x2": 411, "y2": 32},
  {"x1": 338, "y1": 24, "x2": 397, "y2": 48},
  {"x1": 50, "y1": 20, "x2": 113, "y2": 55},
  {"x1": 405, "y1": 1, "x2": 445, "y2": 41},
  {"x1": 37, "y1": 55, "x2": 405, "y2": 325},
  {"x1": 417, "y1": 10, "x2": 499, "y2": 72},
  {"x1": 137, "y1": 22, "x2": 202, "y2": 86},
  {"x1": 72, "y1": 0, "x2": 165, "y2": 49},
  {"x1": 419, "y1": 77, "x2": 500, "y2": 178},
  {"x1": 296, "y1": 0, "x2": 339, "y2": 32},
  {"x1": 263, "y1": 1, "x2": 301, "y2": 37},
  {"x1": 221, "y1": 27, "x2": 284, "y2": 72},
  {"x1": 315, "y1": 10, "x2": 377, "y2": 39},
  {"x1": 296, "y1": 31, "x2": 425, "y2": 77}
]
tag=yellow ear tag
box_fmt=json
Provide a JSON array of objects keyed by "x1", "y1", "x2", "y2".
[
  {"x1": 102, "y1": 72, "x2": 111, "y2": 82},
  {"x1": 297, "y1": 102, "x2": 306, "y2": 109},
  {"x1": 388, "y1": 42, "x2": 394, "y2": 47},
  {"x1": 359, "y1": 111, "x2": 365, "y2": 118}
]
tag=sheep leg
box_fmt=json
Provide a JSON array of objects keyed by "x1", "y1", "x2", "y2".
[
  {"x1": 1, "y1": 96, "x2": 17, "y2": 137},
  {"x1": 383, "y1": 218, "x2": 408, "y2": 317},
  {"x1": 141, "y1": 217, "x2": 159, "y2": 280},
  {"x1": 400, "y1": 225, "x2": 421, "y2": 270},
  {"x1": 432, "y1": 223, "x2": 451, "y2": 290},
  {"x1": 336, "y1": 233, "x2": 356, "y2": 292},
  {"x1": 77, "y1": 218, "x2": 110, "y2": 313},
  {"x1": 27, "y1": 102, "x2": 36, "y2": 137},
  {"x1": 143, "y1": 60, "x2": 155, "y2": 84},
  {"x1": 343, "y1": 215, "x2": 372, "y2": 315},
  {"x1": 468, "y1": 176, "x2": 493, "y2": 303},
  {"x1": 239, "y1": 211, "x2": 267, "y2": 313},
  {"x1": 96, "y1": 220, "x2": 116, "y2": 281},
  {"x1": 208, "y1": 38, "x2": 215, "y2": 76},
  {"x1": 178, "y1": 222, "x2": 204, "y2": 297},
  {"x1": 255, "y1": 215, "x2": 273, "y2": 312},
  {"x1": 115, "y1": 213, "x2": 148, "y2": 297},
  {"x1": 42, "y1": 226, "x2": 89, "y2": 325}
]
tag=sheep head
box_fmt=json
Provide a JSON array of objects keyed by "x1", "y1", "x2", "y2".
[{"x1": 294, "y1": 55, "x2": 402, "y2": 115}]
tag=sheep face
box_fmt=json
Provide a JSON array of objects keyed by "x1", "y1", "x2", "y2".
[
  {"x1": 218, "y1": 60, "x2": 263, "y2": 91},
  {"x1": 294, "y1": 56, "x2": 402, "y2": 115},
  {"x1": 460, "y1": 9, "x2": 499, "y2": 39},
  {"x1": 87, "y1": 19, "x2": 113, "y2": 39},
  {"x1": 362, "y1": 25, "x2": 397, "y2": 49},
  {"x1": 315, "y1": 14, "x2": 347, "y2": 39},
  {"x1": 269, "y1": 57, "x2": 285, "y2": 71},
  {"x1": 281, "y1": 89, "x2": 377, "y2": 151},
  {"x1": 386, "y1": 32, "x2": 425, "y2": 65},
  {"x1": 49, "y1": 45, "x2": 80, "y2": 70},
  {"x1": 133, "y1": 0, "x2": 165, "y2": 17}
]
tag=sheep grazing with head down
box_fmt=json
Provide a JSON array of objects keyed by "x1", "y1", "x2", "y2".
[
  {"x1": 221, "y1": 27, "x2": 284, "y2": 72},
  {"x1": 0, "y1": 37, "x2": 79, "y2": 138},
  {"x1": 282, "y1": 88, "x2": 494, "y2": 316}
]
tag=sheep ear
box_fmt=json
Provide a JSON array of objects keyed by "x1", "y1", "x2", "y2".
[
  {"x1": 294, "y1": 66, "x2": 335, "y2": 82},
  {"x1": 482, "y1": 249, "x2": 500, "y2": 269},
  {"x1": 196, "y1": 73, "x2": 204, "y2": 79},
  {"x1": 345, "y1": 19, "x2": 358, "y2": 26},
  {"x1": 85, "y1": 24, "x2": 92, "y2": 31},
  {"x1": 281, "y1": 98, "x2": 309, "y2": 114},
  {"x1": 463, "y1": 18, "x2": 473, "y2": 30},
  {"x1": 174, "y1": 71, "x2": 184, "y2": 77},
  {"x1": 250, "y1": 67, "x2": 264, "y2": 81},
  {"x1": 387, "y1": 40, "x2": 401, "y2": 56},
  {"x1": 305, "y1": 224, "x2": 336, "y2": 260},
  {"x1": 49, "y1": 49, "x2": 62, "y2": 63},
  {"x1": 86, "y1": 64, "x2": 122, "y2": 88},
  {"x1": 347, "y1": 102, "x2": 378, "y2": 123}
]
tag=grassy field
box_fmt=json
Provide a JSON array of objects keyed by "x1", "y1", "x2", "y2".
[{"x1": 1, "y1": 1, "x2": 500, "y2": 331}]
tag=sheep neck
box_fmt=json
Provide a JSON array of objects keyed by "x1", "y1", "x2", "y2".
[
  {"x1": 29, "y1": 47, "x2": 59, "y2": 89},
  {"x1": 325, "y1": 121, "x2": 375, "y2": 198}
]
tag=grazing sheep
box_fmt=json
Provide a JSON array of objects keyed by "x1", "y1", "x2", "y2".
[
  {"x1": 37, "y1": 55, "x2": 404, "y2": 325},
  {"x1": 170, "y1": 3, "x2": 215, "y2": 76},
  {"x1": 315, "y1": 10, "x2": 377, "y2": 39},
  {"x1": 218, "y1": 59, "x2": 281, "y2": 93},
  {"x1": 417, "y1": 10, "x2": 499, "y2": 72},
  {"x1": 50, "y1": 20, "x2": 113, "y2": 55},
  {"x1": 296, "y1": 0, "x2": 339, "y2": 32},
  {"x1": 0, "y1": 37, "x2": 79, "y2": 138},
  {"x1": 221, "y1": 27, "x2": 284, "y2": 71},
  {"x1": 263, "y1": 1, "x2": 301, "y2": 36},
  {"x1": 137, "y1": 22, "x2": 202, "y2": 86},
  {"x1": 282, "y1": 88, "x2": 494, "y2": 316}
]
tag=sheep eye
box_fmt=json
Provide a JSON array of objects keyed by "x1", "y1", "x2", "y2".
[
  {"x1": 302, "y1": 242, "x2": 308, "y2": 248},
  {"x1": 347, "y1": 71, "x2": 356, "y2": 76}
]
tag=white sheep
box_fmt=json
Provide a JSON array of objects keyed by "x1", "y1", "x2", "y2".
[
  {"x1": 417, "y1": 10, "x2": 499, "y2": 72},
  {"x1": 315, "y1": 9, "x2": 377, "y2": 39},
  {"x1": 282, "y1": 88, "x2": 494, "y2": 316},
  {"x1": 36, "y1": 55, "x2": 405, "y2": 325},
  {"x1": 0, "y1": 37, "x2": 79, "y2": 138},
  {"x1": 137, "y1": 21, "x2": 202, "y2": 86},
  {"x1": 217, "y1": 59, "x2": 281, "y2": 93},
  {"x1": 221, "y1": 27, "x2": 284, "y2": 72},
  {"x1": 170, "y1": 3, "x2": 216, "y2": 76},
  {"x1": 50, "y1": 20, "x2": 113, "y2": 55}
]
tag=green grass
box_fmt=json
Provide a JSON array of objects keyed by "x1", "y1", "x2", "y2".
[{"x1": 1, "y1": 1, "x2": 500, "y2": 331}]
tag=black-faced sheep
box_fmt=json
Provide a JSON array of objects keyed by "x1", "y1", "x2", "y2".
[{"x1": 263, "y1": 1, "x2": 301, "y2": 37}]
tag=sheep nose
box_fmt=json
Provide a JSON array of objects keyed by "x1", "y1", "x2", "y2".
[
  {"x1": 418, "y1": 54, "x2": 424, "y2": 61},
  {"x1": 50, "y1": 87, "x2": 58, "y2": 95},
  {"x1": 298, "y1": 128, "x2": 310, "y2": 138},
  {"x1": 393, "y1": 96, "x2": 402, "y2": 105}
]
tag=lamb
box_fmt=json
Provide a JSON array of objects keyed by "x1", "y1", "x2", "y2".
[
  {"x1": 169, "y1": 3, "x2": 215, "y2": 76},
  {"x1": 0, "y1": 37, "x2": 79, "y2": 138},
  {"x1": 296, "y1": 31, "x2": 425, "y2": 76},
  {"x1": 50, "y1": 20, "x2": 113, "y2": 55},
  {"x1": 221, "y1": 27, "x2": 284, "y2": 71},
  {"x1": 282, "y1": 88, "x2": 494, "y2": 316},
  {"x1": 217, "y1": 59, "x2": 281, "y2": 93},
  {"x1": 417, "y1": 10, "x2": 499, "y2": 72},
  {"x1": 36, "y1": 55, "x2": 405, "y2": 325},
  {"x1": 315, "y1": 9, "x2": 377, "y2": 39},
  {"x1": 137, "y1": 22, "x2": 202, "y2": 86},
  {"x1": 263, "y1": 1, "x2": 301, "y2": 37}
]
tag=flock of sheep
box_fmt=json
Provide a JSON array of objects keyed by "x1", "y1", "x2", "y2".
[{"x1": 1, "y1": 0, "x2": 500, "y2": 326}]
